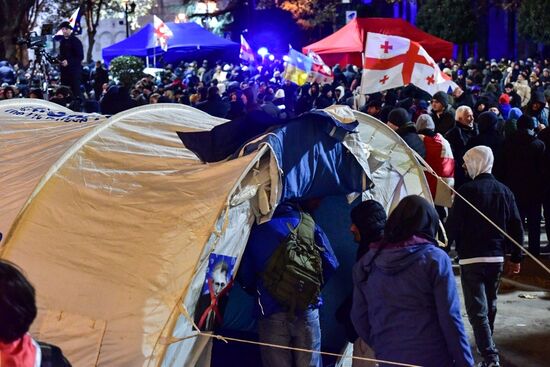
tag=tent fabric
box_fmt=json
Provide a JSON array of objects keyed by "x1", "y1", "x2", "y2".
[
  {"x1": 302, "y1": 18, "x2": 454, "y2": 67},
  {"x1": 0, "y1": 101, "x2": 431, "y2": 366},
  {"x1": 102, "y1": 22, "x2": 239, "y2": 65},
  {"x1": 0, "y1": 99, "x2": 107, "y2": 245}
]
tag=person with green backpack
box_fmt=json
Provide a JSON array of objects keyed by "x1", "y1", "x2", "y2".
[{"x1": 238, "y1": 198, "x2": 338, "y2": 367}]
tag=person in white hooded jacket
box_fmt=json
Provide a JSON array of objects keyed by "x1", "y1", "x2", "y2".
[{"x1": 446, "y1": 145, "x2": 523, "y2": 367}]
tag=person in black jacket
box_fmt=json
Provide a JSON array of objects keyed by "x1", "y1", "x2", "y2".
[
  {"x1": 445, "y1": 105, "x2": 479, "y2": 189},
  {"x1": 57, "y1": 21, "x2": 84, "y2": 102},
  {"x1": 446, "y1": 145, "x2": 523, "y2": 367},
  {"x1": 430, "y1": 91, "x2": 456, "y2": 135},
  {"x1": 494, "y1": 115, "x2": 546, "y2": 256},
  {"x1": 466, "y1": 111, "x2": 504, "y2": 157},
  {"x1": 387, "y1": 107, "x2": 426, "y2": 159}
]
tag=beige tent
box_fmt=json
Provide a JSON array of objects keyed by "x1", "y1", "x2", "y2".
[{"x1": 0, "y1": 99, "x2": 430, "y2": 366}]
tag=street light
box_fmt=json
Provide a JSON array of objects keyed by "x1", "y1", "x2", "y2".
[{"x1": 123, "y1": 0, "x2": 136, "y2": 38}]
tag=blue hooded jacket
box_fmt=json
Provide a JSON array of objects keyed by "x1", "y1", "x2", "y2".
[
  {"x1": 238, "y1": 202, "x2": 338, "y2": 318},
  {"x1": 351, "y1": 241, "x2": 473, "y2": 367},
  {"x1": 351, "y1": 196, "x2": 473, "y2": 367}
]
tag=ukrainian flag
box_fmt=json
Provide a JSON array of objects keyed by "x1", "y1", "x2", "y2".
[{"x1": 283, "y1": 48, "x2": 313, "y2": 86}]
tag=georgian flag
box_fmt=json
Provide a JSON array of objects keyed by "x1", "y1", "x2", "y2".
[
  {"x1": 239, "y1": 35, "x2": 255, "y2": 63},
  {"x1": 307, "y1": 50, "x2": 333, "y2": 84},
  {"x1": 154, "y1": 15, "x2": 173, "y2": 51},
  {"x1": 360, "y1": 32, "x2": 454, "y2": 96},
  {"x1": 55, "y1": 7, "x2": 81, "y2": 36}
]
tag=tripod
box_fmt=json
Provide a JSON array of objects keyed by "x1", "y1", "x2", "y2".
[{"x1": 29, "y1": 47, "x2": 56, "y2": 100}]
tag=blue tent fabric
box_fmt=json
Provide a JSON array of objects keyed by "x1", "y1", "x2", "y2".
[
  {"x1": 178, "y1": 110, "x2": 370, "y2": 202},
  {"x1": 102, "y1": 22, "x2": 239, "y2": 65},
  {"x1": 241, "y1": 112, "x2": 368, "y2": 201}
]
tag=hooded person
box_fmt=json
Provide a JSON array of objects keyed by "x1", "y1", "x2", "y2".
[
  {"x1": 447, "y1": 146, "x2": 523, "y2": 367},
  {"x1": 351, "y1": 195, "x2": 473, "y2": 367},
  {"x1": 466, "y1": 111, "x2": 504, "y2": 157},
  {"x1": 416, "y1": 114, "x2": 455, "y2": 208},
  {"x1": 494, "y1": 115, "x2": 545, "y2": 256},
  {"x1": 387, "y1": 108, "x2": 426, "y2": 158},
  {"x1": 504, "y1": 107, "x2": 522, "y2": 137}
]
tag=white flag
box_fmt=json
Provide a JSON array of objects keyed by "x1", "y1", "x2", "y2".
[
  {"x1": 360, "y1": 32, "x2": 451, "y2": 96},
  {"x1": 154, "y1": 15, "x2": 173, "y2": 52}
]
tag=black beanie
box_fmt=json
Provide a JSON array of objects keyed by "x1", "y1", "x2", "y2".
[
  {"x1": 517, "y1": 115, "x2": 536, "y2": 130},
  {"x1": 387, "y1": 107, "x2": 411, "y2": 127},
  {"x1": 350, "y1": 200, "x2": 387, "y2": 243},
  {"x1": 432, "y1": 91, "x2": 449, "y2": 108}
]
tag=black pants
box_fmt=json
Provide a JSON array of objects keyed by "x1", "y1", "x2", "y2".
[
  {"x1": 60, "y1": 72, "x2": 82, "y2": 101},
  {"x1": 517, "y1": 200, "x2": 542, "y2": 255},
  {"x1": 461, "y1": 262, "x2": 503, "y2": 365}
]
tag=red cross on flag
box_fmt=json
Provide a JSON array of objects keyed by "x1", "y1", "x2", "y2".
[
  {"x1": 360, "y1": 32, "x2": 452, "y2": 96},
  {"x1": 240, "y1": 35, "x2": 255, "y2": 63},
  {"x1": 153, "y1": 15, "x2": 174, "y2": 52},
  {"x1": 307, "y1": 50, "x2": 334, "y2": 84}
]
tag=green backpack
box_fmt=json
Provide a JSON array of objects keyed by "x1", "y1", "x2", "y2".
[{"x1": 261, "y1": 211, "x2": 324, "y2": 314}]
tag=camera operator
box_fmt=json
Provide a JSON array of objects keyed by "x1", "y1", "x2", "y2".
[{"x1": 57, "y1": 21, "x2": 83, "y2": 101}]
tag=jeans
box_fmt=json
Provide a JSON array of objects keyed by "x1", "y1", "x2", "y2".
[
  {"x1": 258, "y1": 309, "x2": 322, "y2": 367},
  {"x1": 461, "y1": 262, "x2": 503, "y2": 365}
]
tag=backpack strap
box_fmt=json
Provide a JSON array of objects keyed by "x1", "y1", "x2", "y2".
[{"x1": 296, "y1": 211, "x2": 315, "y2": 243}]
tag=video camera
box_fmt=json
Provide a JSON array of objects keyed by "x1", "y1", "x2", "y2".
[
  {"x1": 16, "y1": 31, "x2": 58, "y2": 65},
  {"x1": 16, "y1": 32, "x2": 46, "y2": 50}
]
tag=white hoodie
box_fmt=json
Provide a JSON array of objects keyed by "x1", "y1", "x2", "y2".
[{"x1": 463, "y1": 145, "x2": 494, "y2": 179}]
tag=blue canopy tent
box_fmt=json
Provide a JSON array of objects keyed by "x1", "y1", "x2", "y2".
[{"x1": 102, "y1": 22, "x2": 239, "y2": 65}]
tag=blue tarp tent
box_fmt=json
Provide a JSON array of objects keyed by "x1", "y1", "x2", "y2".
[{"x1": 102, "y1": 22, "x2": 239, "y2": 65}]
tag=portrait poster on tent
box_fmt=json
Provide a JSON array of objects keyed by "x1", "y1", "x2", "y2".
[{"x1": 194, "y1": 253, "x2": 237, "y2": 331}]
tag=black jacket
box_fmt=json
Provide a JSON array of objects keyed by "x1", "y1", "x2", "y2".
[
  {"x1": 445, "y1": 123, "x2": 479, "y2": 188},
  {"x1": 494, "y1": 131, "x2": 546, "y2": 205},
  {"x1": 447, "y1": 173, "x2": 523, "y2": 263},
  {"x1": 395, "y1": 123, "x2": 426, "y2": 159},
  {"x1": 431, "y1": 105, "x2": 456, "y2": 135},
  {"x1": 58, "y1": 35, "x2": 84, "y2": 72}
]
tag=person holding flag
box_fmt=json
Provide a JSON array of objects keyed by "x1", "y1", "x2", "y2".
[
  {"x1": 153, "y1": 15, "x2": 173, "y2": 52},
  {"x1": 57, "y1": 18, "x2": 84, "y2": 102}
]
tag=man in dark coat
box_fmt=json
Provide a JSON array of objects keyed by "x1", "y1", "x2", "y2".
[
  {"x1": 447, "y1": 146, "x2": 523, "y2": 367},
  {"x1": 387, "y1": 107, "x2": 426, "y2": 158},
  {"x1": 445, "y1": 105, "x2": 479, "y2": 189},
  {"x1": 494, "y1": 115, "x2": 546, "y2": 256},
  {"x1": 430, "y1": 91, "x2": 456, "y2": 135},
  {"x1": 57, "y1": 21, "x2": 84, "y2": 101}
]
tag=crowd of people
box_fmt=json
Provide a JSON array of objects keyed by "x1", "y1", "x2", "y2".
[{"x1": 1, "y1": 23, "x2": 549, "y2": 367}]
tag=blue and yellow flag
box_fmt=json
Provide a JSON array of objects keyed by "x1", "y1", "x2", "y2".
[{"x1": 283, "y1": 48, "x2": 313, "y2": 86}]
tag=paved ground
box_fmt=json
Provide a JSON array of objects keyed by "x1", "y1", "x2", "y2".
[{"x1": 456, "y1": 231, "x2": 550, "y2": 367}]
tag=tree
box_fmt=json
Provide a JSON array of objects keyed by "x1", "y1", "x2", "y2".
[
  {"x1": 257, "y1": 0, "x2": 341, "y2": 30},
  {"x1": 415, "y1": 0, "x2": 478, "y2": 61},
  {"x1": 517, "y1": 0, "x2": 550, "y2": 45},
  {"x1": 109, "y1": 55, "x2": 143, "y2": 87},
  {"x1": 0, "y1": 0, "x2": 36, "y2": 64}
]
